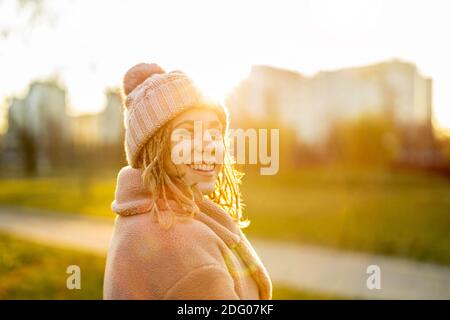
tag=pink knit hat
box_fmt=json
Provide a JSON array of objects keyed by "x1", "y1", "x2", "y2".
[{"x1": 122, "y1": 63, "x2": 229, "y2": 168}]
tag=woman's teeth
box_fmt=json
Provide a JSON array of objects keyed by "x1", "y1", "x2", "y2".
[{"x1": 189, "y1": 163, "x2": 215, "y2": 172}]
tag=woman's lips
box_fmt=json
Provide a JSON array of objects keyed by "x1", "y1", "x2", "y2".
[{"x1": 187, "y1": 163, "x2": 216, "y2": 177}]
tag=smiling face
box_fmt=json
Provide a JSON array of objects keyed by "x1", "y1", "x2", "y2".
[{"x1": 163, "y1": 107, "x2": 225, "y2": 195}]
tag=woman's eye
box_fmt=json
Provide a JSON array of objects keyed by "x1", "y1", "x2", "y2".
[
  {"x1": 207, "y1": 129, "x2": 223, "y2": 139},
  {"x1": 171, "y1": 128, "x2": 192, "y2": 141}
]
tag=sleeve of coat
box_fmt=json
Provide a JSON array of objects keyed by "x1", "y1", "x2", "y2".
[{"x1": 163, "y1": 264, "x2": 240, "y2": 300}]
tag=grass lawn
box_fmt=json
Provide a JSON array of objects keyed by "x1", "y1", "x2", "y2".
[
  {"x1": 0, "y1": 167, "x2": 449, "y2": 265},
  {"x1": 0, "y1": 233, "x2": 333, "y2": 300},
  {"x1": 0, "y1": 233, "x2": 104, "y2": 299},
  {"x1": 242, "y1": 167, "x2": 450, "y2": 266}
]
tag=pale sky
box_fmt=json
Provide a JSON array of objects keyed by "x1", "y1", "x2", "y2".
[{"x1": 0, "y1": 0, "x2": 449, "y2": 133}]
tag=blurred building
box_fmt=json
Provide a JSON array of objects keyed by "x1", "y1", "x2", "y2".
[
  {"x1": 70, "y1": 113, "x2": 102, "y2": 148},
  {"x1": 99, "y1": 89, "x2": 124, "y2": 147},
  {"x1": 1, "y1": 98, "x2": 27, "y2": 170},
  {"x1": 1, "y1": 84, "x2": 125, "y2": 174},
  {"x1": 1, "y1": 81, "x2": 70, "y2": 173},
  {"x1": 70, "y1": 90, "x2": 124, "y2": 149},
  {"x1": 227, "y1": 59, "x2": 433, "y2": 145}
]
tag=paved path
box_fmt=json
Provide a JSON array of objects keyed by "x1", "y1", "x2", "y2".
[{"x1": 1, "y1": 205, "x2": 449, "y2": 299}]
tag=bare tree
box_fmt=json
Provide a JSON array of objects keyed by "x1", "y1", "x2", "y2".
[{"x1": 0, "y1": 0, "x2": 51, "y2": 39}]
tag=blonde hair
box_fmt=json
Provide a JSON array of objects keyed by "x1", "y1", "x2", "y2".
[{"x1": 139, "y1": 121, "x2": 250, "y2": 230}]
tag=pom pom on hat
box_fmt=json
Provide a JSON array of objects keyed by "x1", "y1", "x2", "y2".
[{"x1": 123, "y1": 63, "x2": 165, "y2": 95}]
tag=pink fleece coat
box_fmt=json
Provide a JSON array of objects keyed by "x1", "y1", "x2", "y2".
[{"x1": 103, "y1": 166, "x2": 272, "y2": 300}]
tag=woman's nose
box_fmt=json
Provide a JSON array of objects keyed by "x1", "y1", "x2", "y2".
[
  {"x1": 193, "y1": 130, "x2": 224, "y2": 163},
  {"x1": 204, "y1": 140, "x2": 224, "y2": 165}
]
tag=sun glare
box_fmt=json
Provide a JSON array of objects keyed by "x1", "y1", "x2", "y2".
[{"x1": 0, "y1": 0, "x2": 449, "y2": 131}]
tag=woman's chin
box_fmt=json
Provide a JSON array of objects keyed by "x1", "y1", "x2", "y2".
[{"x1": 196, "y1": 182, "x2": 216, "y2": 195}]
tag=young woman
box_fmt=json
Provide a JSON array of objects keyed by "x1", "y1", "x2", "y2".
[{"x1": 103, "y1": 63, "x2": 272, "y2": 300}]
